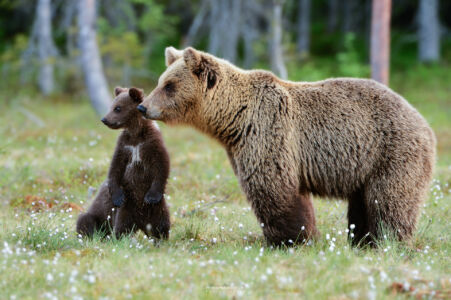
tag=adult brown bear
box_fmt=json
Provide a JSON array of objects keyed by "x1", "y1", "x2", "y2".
[{"x1": 138, "y1": 47, "x2": 436, "y2": 246}]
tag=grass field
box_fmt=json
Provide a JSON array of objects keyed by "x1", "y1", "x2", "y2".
[{"x1": 0, "y1": 66, "x2": 450, "y2": 299}]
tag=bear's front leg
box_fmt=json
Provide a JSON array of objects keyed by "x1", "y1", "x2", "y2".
[
  {"x1": 140, "y1": 198, "x2": 171, "y2": 240},
  {"x1": 107, "y1": 145, "x2": 128, "y2": 208},
  {"x1": 143, "y1": 181, "x2": 163, "y2": 204},
  {"x1": 243, "y1": 176, "x2": 319, "y2": 246}
]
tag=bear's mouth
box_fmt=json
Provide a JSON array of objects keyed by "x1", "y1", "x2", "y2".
[
  {"x1": 146, "y1": 108, "x2": 164, "y2": 121},
  {"x1": 101, "y1": 119, "x2": 121, "y2": 129},
  {"x1": 107, "y1": 123, "x2": 122, "y2": 129}
]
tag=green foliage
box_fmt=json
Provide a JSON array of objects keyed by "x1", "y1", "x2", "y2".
[
  {"x1": 336, "y1": 33, "x2": 370, "y2": 77},
  {"x1": 131, "y1": 0, "x2": 178, "y2": 39},
  {"x1": 390, "y1": 30, "x2": 420, "y2": 70},
  {"x1": 0, "y1": 33, "x2": 27, "y2": 65},
  {"x1": 0, "y1": 34, "x2": 29, "y2": 89},
  {"x1": 94, "y1": 0, "x2": 180, "y2": 81},
  {"x1": 10, "y1": 215, "x2": 82, "y2": 252},
  {"x1": 100, "y1": 31, "x2": 145, "y2": 67}
]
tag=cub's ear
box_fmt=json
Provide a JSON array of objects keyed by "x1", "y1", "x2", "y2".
[
  {"x1": 128, "y1": 87, "x2": 144, "y2": 103},
  {"x1": 183, "y1": 47, "x2": 218, "y2": 89},
  {"x1": 165, "y1": 46, "x2": 183, "y2": 67},
  {"x1": 114, "y1": 86, "x2": 126, "y2": 96}
]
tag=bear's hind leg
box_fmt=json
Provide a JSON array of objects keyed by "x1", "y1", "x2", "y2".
[
  {"x1": 363, "y1": 165, "x2": 428, "y2": 244},
  {"x1": 76, "y1": 181, "x2": 115, "y2": 238},
  {"x1": 347, "y1": 190, "x2": 371, "y2": 246},
  {"x1": 76, "y1": 213, "x2": 101, "y2": 237}
]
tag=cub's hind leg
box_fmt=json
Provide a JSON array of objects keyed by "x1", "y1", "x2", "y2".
[{"x1": 76, "y1": 181, "x2": 114, "y2": 237}]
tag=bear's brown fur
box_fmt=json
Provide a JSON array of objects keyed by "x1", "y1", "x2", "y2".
[
  {"x1": 139, "y1": 47, "x2": 436, "y2": 246},
  {"x1": 76, "y1": 87, "x2": 171, "y2": 239}
]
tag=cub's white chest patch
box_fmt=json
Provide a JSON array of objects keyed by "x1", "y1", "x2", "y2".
[{"x1": 124, "y1": 143, "x2": 143, "y2": 165}]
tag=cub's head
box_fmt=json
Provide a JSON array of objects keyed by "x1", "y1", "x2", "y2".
[
  {"x1": 138, "y1": 47, "x2": 220, "y2": 124},
  {"x1": 101, "y1": 87, "x2": 144, "y2": 129}
]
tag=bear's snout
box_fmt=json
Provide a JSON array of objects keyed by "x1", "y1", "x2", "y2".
[
  {"x1": 101, "y1": 117, "x2": 121, "y2": 129},
  {"x1": 137, "y1": 105, "x2": 147, "y2": 115}
]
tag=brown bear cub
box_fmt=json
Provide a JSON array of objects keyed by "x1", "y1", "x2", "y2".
[
  {"x1": 139, "y1": 47, "x2": 436, "y2": 247},
  {"x1": 76, "y1": 87, "x2": 170, "y2": 239}
]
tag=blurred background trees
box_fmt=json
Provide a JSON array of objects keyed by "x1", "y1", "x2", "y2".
[
  {"x1": 0, "y1": 0, "x2": 449, "y2": 114},
  {"x1": 23, "y1": 0, "x2": 57, "y2": 95},
  {"x1": 78, "y1": 0, "x2": 112, "y2": 115},
  {"x1": 418, "y1": 0, "x2": 440, "y2": 62}
]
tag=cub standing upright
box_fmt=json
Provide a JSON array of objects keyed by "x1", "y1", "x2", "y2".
[{"x1": 77, "y1": 87, "x2": 171, "y2": 239}]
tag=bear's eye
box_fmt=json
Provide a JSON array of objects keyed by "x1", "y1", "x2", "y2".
[
  {"x1": 164, "y1": 82, "x2": 175, "y2": 93},
  {"x1": 114, "y1": 106, "x2": 121, "y2": 113}
]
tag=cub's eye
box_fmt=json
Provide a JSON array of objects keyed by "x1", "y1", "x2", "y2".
[
  {"x1": 164, "y1": 82, "x2": 175, "y2": 93},
  {"x1": 114, "y1": 106, "x2": 121, "y2": 112}
]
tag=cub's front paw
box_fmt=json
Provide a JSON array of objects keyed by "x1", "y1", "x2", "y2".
[
  {"x1": 112, "y1": 188, "x2": 125, "y2": 207},
  {"x1": 144, "y1": 190, "x2": 163, "y2": 204}
]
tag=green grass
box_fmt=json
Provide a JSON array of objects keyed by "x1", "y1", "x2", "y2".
[{"x1": 0, "y1": 66, "x2": 450, "y2": 299}]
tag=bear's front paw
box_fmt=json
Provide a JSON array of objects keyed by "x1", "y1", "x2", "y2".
[
  {"x1": 144, "y1": 190, "x2": 163, "y2": 204},
  {"x1": 112, "y1": 188, "x2": 125, "y2": 207}
]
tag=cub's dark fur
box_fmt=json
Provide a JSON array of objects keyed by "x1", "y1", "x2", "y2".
[{"x1": 76, "y1": 87, "x2": 170, "y2": 239}]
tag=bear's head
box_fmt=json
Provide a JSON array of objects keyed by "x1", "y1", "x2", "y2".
[
  {"x1": 139, "y1": 47, "x2": 221, "y2": 125},
  {"x1": 101, "y1": 87, "x2": 144, "y2": 130}
]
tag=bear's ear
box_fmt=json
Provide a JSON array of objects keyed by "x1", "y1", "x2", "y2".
[
  {"x1": 114, "y1": 86, "x2": 126, "y2": 97},
  {"x1": 165, "y1": 47, "x2": 183, "y2": 67},
  {"x1": 183, "y1": 47, "x2": 202, "y2": 73},
  {"x1": 128, "y1": 87, "x2": 144, "y2": 103},
  {"x1": 184, "y1": 47, "x2": 218, "y2": 89}
]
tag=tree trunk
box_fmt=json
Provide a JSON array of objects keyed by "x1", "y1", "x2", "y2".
[
  {"x1": 342, "y1": 0, "x2": 357, "y2": 33},
  {"x1": 30, "y1": 0, "x2": 56, "y2": 95},
  {"x1": 184, "y1": 0, "x2": 210, "y2": 47},
  {"x1": 242, "y1": 0, "x2": 261, "y2": 68},
  {"x1": 222, "y1": 0, "x2": 242, "y2": 63},
  {"x1": 61, "y1": 0, "x2": 78, "y2": 56},
  {"x1": 370, "y1": 0, "x2": 391, "y2": 86},
  {"x1": 207, "y1": 0, "x2": 223, "y2": 56},
  {"x1": 270, "y1": 0, "x2": 287, "y2": 79},
  {"x1": 37, "y1": 0, "x2": 55, "y2": 95},
  {"x1": 297, "y1": 0, "x2": 311, "y2": 55},
  {"x1": 77, "y1": 0, "x2": 112, "y2": 116},
  {"x1": 327, "y1": 0, "x2": 339, "y2": 33},
  {"x1": 242, "y1": 18, "x2": 257, "y2": 68},
  {"x1": 418, "y1": 0, "x2": 440, "y2": 62}
]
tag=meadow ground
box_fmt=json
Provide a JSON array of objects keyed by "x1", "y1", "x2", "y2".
[{"x1": 0, "y1": 65, "x2": 450, "y2": 299}]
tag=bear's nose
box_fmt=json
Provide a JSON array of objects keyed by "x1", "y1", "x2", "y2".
[
  {"x1": 137, "y1": 105, "x2": 147, "y2": 115},
  {"x1": 101, "y1": 118, "x2": 107, "y2": 124}
]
